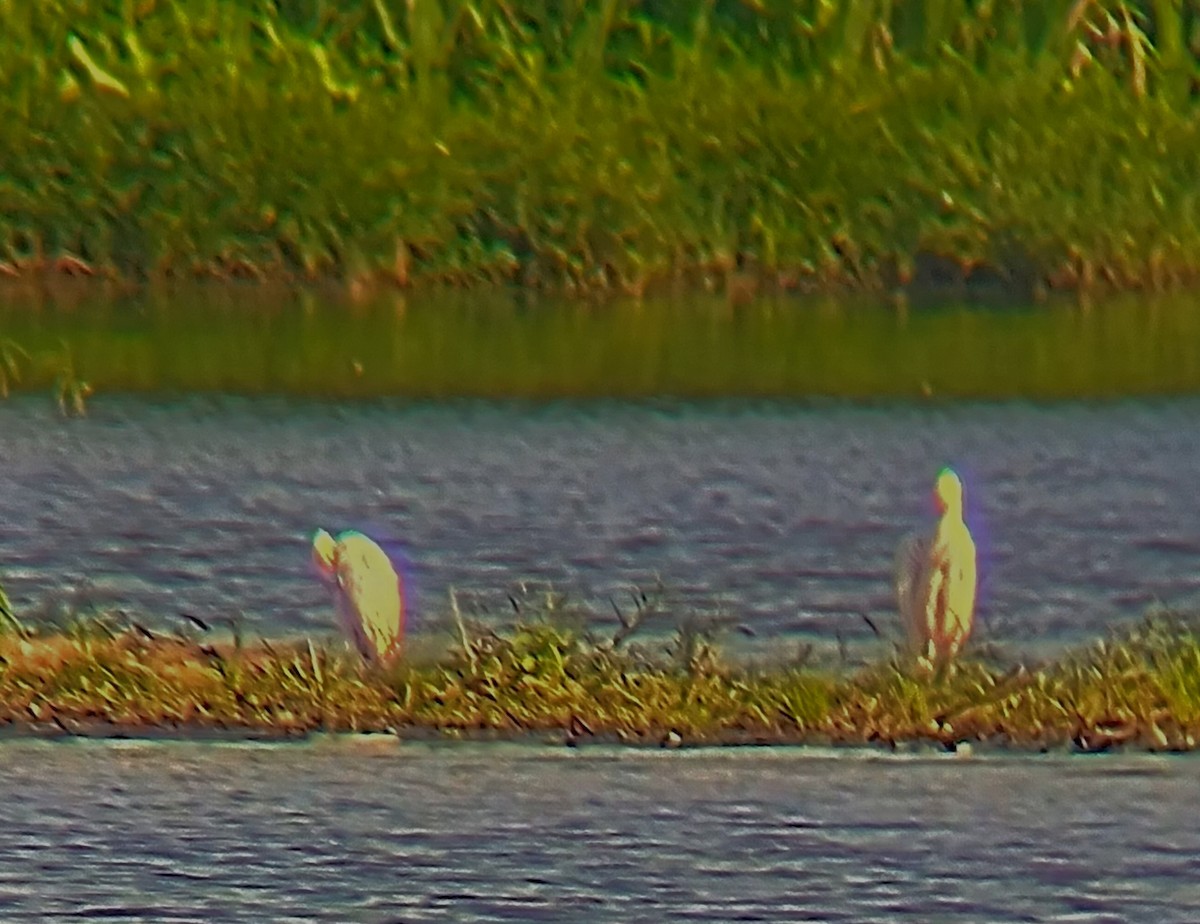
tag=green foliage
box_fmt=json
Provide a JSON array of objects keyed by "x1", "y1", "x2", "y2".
[
  {"x1": 0, "y1": 338, "x2": 30, "y2": 398},
  {"x1": 0, "y1": 581, "x2": 15, "y2": 632},
  {"x1": 0, "y1": 336, "x2": 91, "y2": 414},
  {"x1": 3, "y1": 594, "x2": 1200, "y2": 751},
  {"x1": 3, "y1": 1, "x2": 1200, "y2": 292}
]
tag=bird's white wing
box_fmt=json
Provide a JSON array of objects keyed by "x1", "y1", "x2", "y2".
[
  {"x1": 334, "y1": 538, "x2": 403, "y2": 659},
  {"x1": 894, "y1": 532, "x2": 930, "y2": 646}
]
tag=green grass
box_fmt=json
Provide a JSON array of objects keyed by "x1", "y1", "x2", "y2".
[
  {"x1": 5, "y1": 2, "x2": 1200, "y2": 296},
  {"x1": 0, "y1": 331, "x2": 92, "y2": 414},
  {"x1": 3, "y1": 587, "x2": 1200, "y2": 752}
]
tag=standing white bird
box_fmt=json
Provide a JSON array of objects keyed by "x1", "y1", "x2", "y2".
[
  {"x1": 894, "y1": 468, "x2": 978, "y2": 664},
  {"x1": 312, "y1": 529, "x2": 405, "y2": 664}
]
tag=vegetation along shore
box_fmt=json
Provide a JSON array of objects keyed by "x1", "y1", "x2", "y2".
[
  {"x1": 5, "y1": 1, "x2": 1200, "y2": 297},
  {"x1": 2, "y1": 581, "x2": 1200, "y2": 753}
]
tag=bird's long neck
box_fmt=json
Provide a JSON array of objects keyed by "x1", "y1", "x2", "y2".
[{"x1": 939, "y1": 502, "x2": 964, "y2": 526}]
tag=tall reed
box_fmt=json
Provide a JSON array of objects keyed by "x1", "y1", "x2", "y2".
[{"x1": 3, "y1": 2, "x2": 1200, "y2": 293}]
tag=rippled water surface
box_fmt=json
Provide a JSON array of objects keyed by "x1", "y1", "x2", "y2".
[
  {"x1": 3, "y1": 293, "x2": 1199, "y2": 920},
  {"x1": 3, "y1": 396, "x2": 1200, "y2": 655},
  {"x1": 1, "y1": 740, "x2": 1198, "y2": 922}
]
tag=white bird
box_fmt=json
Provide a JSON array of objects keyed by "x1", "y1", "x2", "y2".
[
  {"x1": 894, "y1": 468, "x2": 978, "y2": 664},
  {"x1": 312, "y1": 529, "x2": 405, "y2": 664}
]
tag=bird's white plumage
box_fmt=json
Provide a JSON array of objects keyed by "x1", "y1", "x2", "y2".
[
  {"x1": 894, "y1": 470, "x2": 977, "y2": 663},
  {"x1": 894, "y1": 532, "x2": 931, "y2": 651},
  {"x1": 313, "y1": 529, "x2": 404, "y2": 663}
]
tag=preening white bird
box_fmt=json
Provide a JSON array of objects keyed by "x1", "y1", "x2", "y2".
[
  {"x1": 312, "y1": 529, "x2": 405, "y2": 664},
  {"x1": 894, "y1": 468, "x2": 978, "y2": 664}
]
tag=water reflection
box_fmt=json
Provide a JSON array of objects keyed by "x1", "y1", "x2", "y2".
[{"x1": 4, "y1": 283, "x2": 1200, "y2": 399}]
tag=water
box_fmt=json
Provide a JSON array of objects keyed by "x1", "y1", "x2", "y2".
[
  {"x1": 5, "y1": 284, "x2": 1200, "y2": 401},
  {"x1": 2, "y1": 395, "x2": 1200, "y2": 656},
  {"x1": 0, "y1": 739, "x2": 1197, "y2": 922},
  {"x1": 4, "y1": 289, "x2": 1200, "y2": 920},
  {"x1": 6, "y1": 287, "x2": 1200, "y2": 660}
]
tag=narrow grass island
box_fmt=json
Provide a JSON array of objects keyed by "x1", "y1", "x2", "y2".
[{"x1": 3, "y1": 596, "x2": 1200, "y2": 755}]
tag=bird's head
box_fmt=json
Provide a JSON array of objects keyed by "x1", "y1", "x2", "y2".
[
  {"x1": 311, "y1": 528, "x2": 339, "y2": 579},
  {"x1": 933, "y1": 467, "x2": 964, "y2": 516}
]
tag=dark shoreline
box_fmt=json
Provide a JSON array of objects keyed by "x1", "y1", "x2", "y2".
[
  {"x1": 0, "y1": 251, "x2": 1188, "y2": 305},
  {"x1": 0, "y1": 719, "x2": 1179, "y2": 758}
]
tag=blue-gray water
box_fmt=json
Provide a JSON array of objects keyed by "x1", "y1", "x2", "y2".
[
  {"x1": 4, "y1": 393, "x2": 1200, "y2": 921},
  {"x1": 1, "y1": 739, "x2": 1199, "y2": 922},
  {"x1": 3, "y1": 396, "x2": 1200, "y2": 657}
]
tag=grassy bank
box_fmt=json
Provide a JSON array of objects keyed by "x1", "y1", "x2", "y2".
[
  {"x1": 4, "y1": 2, "x2": 1200, "y2": 297},
  {"x1": 3, "y1": 600, "x2": 1200, "y2": 753}
]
